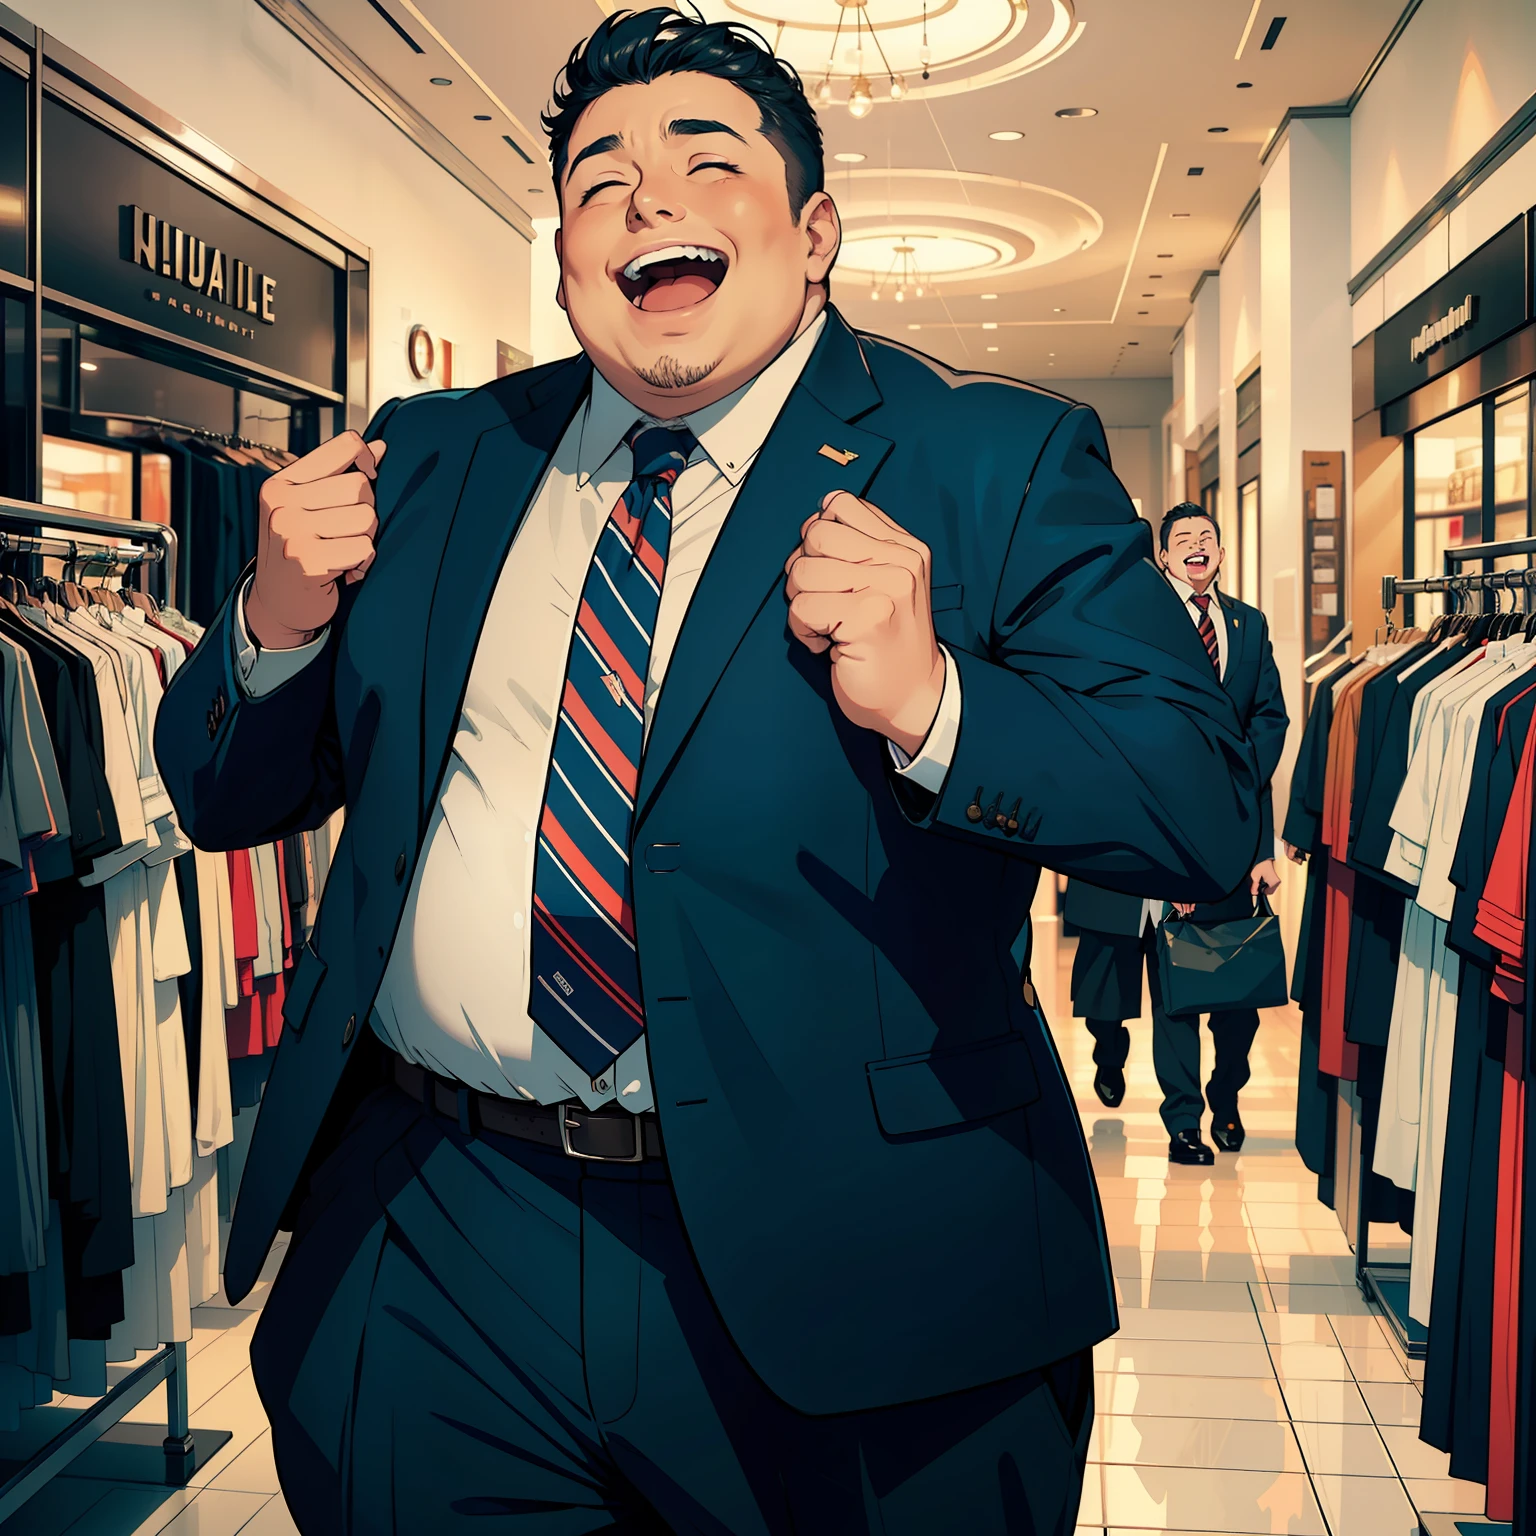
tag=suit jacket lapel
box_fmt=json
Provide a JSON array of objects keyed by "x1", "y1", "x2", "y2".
[
  {"x1": 419, "y1": 358, "x2": 590, "y2": 830},
  {"x1": 636, "y1": 312, "x2": 893, "y2": 824},
  {"x1": 1219, "y1": 591, "x2": 1248, "y2": 690}
]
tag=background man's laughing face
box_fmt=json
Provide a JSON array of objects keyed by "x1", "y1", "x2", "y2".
[
  {"x1": 555, "y1": 70, "x2": 839, "y2": 415},
  {"x1": 1161, "y1": 514, "x2": 1224, "y2": 593}
]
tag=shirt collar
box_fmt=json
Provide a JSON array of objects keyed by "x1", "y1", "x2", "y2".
[
  {"x1": 578, "y1": 310, "x2": 828, "y2": 488},
  {"x1": 1166, "y1": 571, "x2": 1219, "y2": 607}
]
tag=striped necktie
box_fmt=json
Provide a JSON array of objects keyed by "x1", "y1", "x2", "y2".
[
  {"x1": 528, "y1": 423, "x2": 696, "y2": 1077},
  {"x1": 1190, "y1": 591, "x2": 1221, "y2": 675}
]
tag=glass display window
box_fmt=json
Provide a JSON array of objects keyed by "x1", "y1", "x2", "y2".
[
  {"x1": 1491, "y1": 385, "x2": 1531, "y2": 564},
  {"x1": 1239, "y1": 478, "x2": 1260, "y2": 607},
  {"x1": 1412, "y1": 403, "x2": 1483, "y2": 619}
]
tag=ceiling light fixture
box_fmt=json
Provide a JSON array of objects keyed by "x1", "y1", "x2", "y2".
[
  {"x1": 474, "y1": 114, "x2": 492, "y2": 122},
  {"x1": 989, "y1": 130, "x2": 1025, "y2": 142},
  {"x1": 814, "y1": 0, "x2": 907, "y2": 119},
  {"x1": 987, "y1": 345, "x2": 999, "y2": 351},
  {"x1": 833, "y1": 151, "x2": 866, "y2": 163},
  {"x1": 1171, "y1": 212, "x2": 1191, "y2": 218},
  {"x1": 1055, "y1": 106, "x2": 1098, "y2": 118},
  {"x1": 429, "y1": 76, "x2": 452, "y2": 86},
  {"x1": 868, "y1": 239, "x2": 928, "y2": 303},
  {"x1": 982, "y1": 322, "x2": 998, "y2": 330},
  {"x1": 1137, "y1": 310, "x2": 1149, "y2": 315},
  {"x1": 908, "y1": 323, "x2": 921, "y2": 330},
  {"x1": 1187, "y1": 166, "x2": 1204, "y2": 176},
  {"x1": 1157, "y1": 252, "x2": 1174, "y2": 258},
  {"x1": 1208, "y1": 126, "x2": 1229, "y2": 133},
  {"x1": 79, "y1": 360, "x2": 98, "y2": 372},
  {"x1": 1053, "y1": 307, "x2": 1065, "y2": 313},
  {"x1": 1237, "y1": 81, "x2": 1254, "y2": 88},
  {"x1": 1141, "y1": 293, "x2": 1155, "y2": 298},
  {"x1": 1260, "y1": 16, "x2": 1287, "y2": 50},
  {"x1": 981, "y1": 293, "x2": 998, "y2": 300}
]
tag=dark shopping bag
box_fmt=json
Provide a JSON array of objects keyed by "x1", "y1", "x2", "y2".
[{"x1": 1156, "y1": 893, "x2": 1289, "y2": 1018}]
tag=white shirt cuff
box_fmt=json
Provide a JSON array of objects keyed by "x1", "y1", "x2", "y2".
[
  {"x1": 886, "y1": 646, "x2": 961, "y2": 794},
  {"x1": 232, "y1": 577, "x2": 330, "y2": 699}
]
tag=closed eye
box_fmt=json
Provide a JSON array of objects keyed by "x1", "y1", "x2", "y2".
[
  {"x1": 689, "y1": 160, "x2": 742, "y2": 176},
  {"x1": 579, "y1": 178, "x2": 628, "y2": 206}
]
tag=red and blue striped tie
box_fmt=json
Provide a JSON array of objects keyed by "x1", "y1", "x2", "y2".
[
  {"x1": 1190, "y1": 591, "x2": 1221, "y2": 675},
  {"x1": 528, "y1": 423, "x2": 695, "y2": 1076}
]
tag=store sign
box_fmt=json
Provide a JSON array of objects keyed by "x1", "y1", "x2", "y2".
[
  {"x1": 41, "y1": 98, "x2": 341, "y2": 395},
  {"x1": 1373, "y1": 216, "x2": 1530, "y2": 409},
  {"x1": 127, "y1": 205, "x2": 277, "y2": 338},
  {"x1": 1409, "y1": 294, "x2": 1474, "y2": 362}
]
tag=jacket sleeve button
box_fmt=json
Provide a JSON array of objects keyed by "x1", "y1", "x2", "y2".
[
  {"x1": 394, "y1": 852, "x2": 407, "y2": 882},
  {"x1": 965, "y1": 786, "x2": 985, "y2": 824},
  {"x1": 342, "y1": 1013, "x2": 356, "y2": 1046}
]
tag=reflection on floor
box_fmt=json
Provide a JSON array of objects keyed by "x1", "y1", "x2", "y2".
[{"x1": 0, "y1": 921, "x2": 1491, "y2": 1534}]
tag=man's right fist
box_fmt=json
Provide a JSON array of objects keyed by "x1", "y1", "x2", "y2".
[{"x1": 245, "y1": 431, "x2": 386, "y2": 650}]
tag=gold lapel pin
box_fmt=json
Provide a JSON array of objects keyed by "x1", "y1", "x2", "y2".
[{"x1": 818, "y1": 444, "x2": 858, "y2": 466}]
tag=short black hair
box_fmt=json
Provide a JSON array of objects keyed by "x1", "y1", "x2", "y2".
[
  {"x1": 1160, "y1": 502, "x2": 1221, "y2": 552},
  {"x1": 543, "y1": 7, "x2": 825, "y2": 215}
]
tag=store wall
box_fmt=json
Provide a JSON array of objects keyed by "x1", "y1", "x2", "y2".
[
  {"x1": 1218, "y1": 208, "x2": 1262, "y2": 565},
  {"x1": 21, "y1": 0, "x2": 531, "y2": 412},
  {"x1": 1350, "y1": 0, "x2": 1536, "y2": 282},
  {"x1": 531, "y1": 214, "x2": 577, "y2": 365}
]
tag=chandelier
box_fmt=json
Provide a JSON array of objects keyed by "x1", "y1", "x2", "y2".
[
  {"x1": 867, "y1": 240, "x2": 928, "y2": 302},
  {"x1": 812, "y1": 0, "x2": 927, "y2": 117}
]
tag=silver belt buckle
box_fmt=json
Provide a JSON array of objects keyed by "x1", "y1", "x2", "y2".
[{"x1": 560, "y1": 1106, "x2": 645, "y2": 1163}]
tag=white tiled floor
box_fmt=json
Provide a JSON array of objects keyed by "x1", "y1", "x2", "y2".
[{"x1": 0, "y1": 923, "x2": 1497, "y2": 1534}]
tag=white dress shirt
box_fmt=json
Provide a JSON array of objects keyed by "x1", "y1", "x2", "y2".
[{"x1": 233, "y1": 311, "x2": 963, "y2": 1112}]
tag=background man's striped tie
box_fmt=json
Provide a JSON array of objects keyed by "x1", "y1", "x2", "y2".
[
  {"x1": 527, "y1": 423, "x2": 696, "y2": 1077},
  {"x1": 1190, "y1": 591, "x2": 1221, "y2": 675}
]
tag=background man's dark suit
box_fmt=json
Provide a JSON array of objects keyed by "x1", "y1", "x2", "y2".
[
  {"x1": 1066, "y1": 587, "x2": 1288, "y2": 1133},
  {"x1": 157, "y1": 311, "x2": 1260, "y2": 1528}
]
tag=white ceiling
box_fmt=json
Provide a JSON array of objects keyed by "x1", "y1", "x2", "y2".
[{"x1": 301, "y1": 0, "x2": 1410, "y2": 382}]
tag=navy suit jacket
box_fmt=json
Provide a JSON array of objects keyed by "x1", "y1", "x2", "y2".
[
  {"x1": 156, "y1": 308, "x2": 1260, "y2": 1415},
  {"x1": 1064, "y1": 586, "x2": 1289, "y2": 938}
]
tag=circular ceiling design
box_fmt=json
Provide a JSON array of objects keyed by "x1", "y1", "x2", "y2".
[
  {"x1": 696, "y1": 0, "x2": 1082, "y2": 107},
  {"x1": 828, "y1": 167, "x2": 1102, "y2": 291},
  {"x1": 838, "y1": 231, "x2": 1016, "y2": 276}
]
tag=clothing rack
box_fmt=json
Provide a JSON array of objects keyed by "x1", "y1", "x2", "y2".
[
  {"x1": 1375, "y1": 533, "x2": 1536, "y2": 1536},
  {"x1": 0, "y1": 498, "x2": 226, "y2": 1523},
  {"x1": 0, "y1": 498, "x2": 179, "y2": 609},
  {"x1": 83, "y1": 411, "x2": 289, "y2": 458},
  {"x1": 1305, "y1": 621, "x2": 1354, "y2": 671}
]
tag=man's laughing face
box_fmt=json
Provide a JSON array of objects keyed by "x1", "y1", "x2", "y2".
[
  {"x1": 1160, "y1": 514, "x2": 1224, "y2": 594},
  {"x1": 554, "y1": 70, "x2": 839, "y2": 418}
]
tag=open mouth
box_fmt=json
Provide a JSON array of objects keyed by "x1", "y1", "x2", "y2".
[
  {"x1": 615, "y1": 244, "x2": 728, "y2": 313},
  {"x1": 1185, "y1": 554, "x2": 1210, "y2": 573}
]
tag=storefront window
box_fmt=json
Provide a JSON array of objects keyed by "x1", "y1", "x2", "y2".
[
  {"x1": 1239, "y1": 478, "x2": 1260, "y2": 606},
  {"x1": 41, "y1": 436, "x2": 135, "y2": 518},
  {"x1": 1491, "y1": 385, "x2": 1530, "y2": 557},
  {"x1": 1412, "y1": 402, "x2": 1483, "y2": 618}
]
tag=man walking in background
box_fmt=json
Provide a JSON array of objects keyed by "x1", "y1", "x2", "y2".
[{"x1": 1066, "y1": 503, "x2": 1288, "y2": 1165}]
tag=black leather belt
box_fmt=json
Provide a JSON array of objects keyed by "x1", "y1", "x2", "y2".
[{"x1": 392, "y1": 1053, "x2": 664, "y2": 1163}]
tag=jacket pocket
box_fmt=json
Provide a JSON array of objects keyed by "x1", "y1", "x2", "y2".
[
  {"x1": 282, "y1": 941, "x2": 328, "y2": 1036},
  {"x1": 866, "y1": 1031, "x2": 1041, "y2": 1136},
  {"x1": 930, "y1": 582, "x2": 964, "y2": 612}
]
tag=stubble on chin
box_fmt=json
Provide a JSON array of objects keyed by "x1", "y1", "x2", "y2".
[{"x1": 634, "y1": 354, "x2": 720, "y2": 391}]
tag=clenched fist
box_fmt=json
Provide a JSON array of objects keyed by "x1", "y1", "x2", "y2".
[
  {"x1": 244, "y1": 431, "x2": 387, "y2": 650},
  {"x1": 784, "y1": 492, "x2": 945, "y2": 756}
]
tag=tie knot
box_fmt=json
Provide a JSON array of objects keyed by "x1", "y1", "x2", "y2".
[
  {"x1": 628, "y1": 424, "x2": 697, "y2": 485},
  {"x1": 1191, "y1": 592, "x2": 1212, "y2": 613}
]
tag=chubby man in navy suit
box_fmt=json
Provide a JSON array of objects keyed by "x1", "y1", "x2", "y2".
[{"x1": 157, "y1": 11, "x2": 1260, "y2": 1532}]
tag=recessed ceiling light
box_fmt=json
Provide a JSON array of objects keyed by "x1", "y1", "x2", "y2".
[
  {"x1": 1237, "y1": 81, "x2": 1253, "y2": 88},
  {"x1": 1055, "y1": 107, "x2": 1098, "y2": 118},
  {"x1": 1048, "y1": 352, "x2": 1055, "y2": 357},
  {"x1": 989, "y1": 130, "x2": 1025, "y2": 141},
  {"x1": 980, "y1": 293, "x2": 998, "y2": 300},
  {"x1": 833, "y1": 151, "x2": 866, "y2": 163},
  {"x1": 1142, "y1": 292, "x2": 1155, "y2": 298},
  {"x1": 474, "y1": 114, "x2": 492, "y2": 122},
  {"x1": 1171, "y1": 212, "x2": 1191, "y2": 218},
  {"x1": 987, "y1": 345, "x2": 999, "y2": 352},
  {"x1": 1208, "y1": 126, "x2": 1229, "y2": 134},
  {"x1": 908, "y1": 324, "x2": 921, "y2": 330},
  {"x1": 527, "y1": 188, "x2": 543, "y2": 194},
  {"x1": 1260, "y1": 16, "x2": 1287, "y2": 50},
  {"x1": 79, "y1": 360, "x2": 98, "y2": 372},
  {"x1": 1127, "y1": 341, "x2": 1140, "y2": 346},
  {"x1": 430, "y1": 77, "x2": 452, "y2": 86},
  {"x1": 1149, "y1": 274, "x2": 1163, "y2": 279},
  {"x1": 1053, "y1": 306, "x2": 1065, "y2": 313},
  {"x1": 982, "y1": 322, "x2": 998, "y2": 330},
  {"x1": 1187, "y1": 166, "x2": 1204, "y2": 176},
  {"x1": 1157, "y1": 252, "x2": 1174, "y2": 258}
]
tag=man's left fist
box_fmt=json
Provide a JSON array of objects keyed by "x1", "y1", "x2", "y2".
[{"x1": 784, "y1": 492, "x2": 945, "y2": 756}]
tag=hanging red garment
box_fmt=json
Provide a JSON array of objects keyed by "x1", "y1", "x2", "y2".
[
  {"x1": 1475, "y1": 715, "x2": 1536, "y2": 1005},
  {"x1": 1487, "y1": 1007, "x2": 1525, "y2": 1523},
  {"x1": 225, "y1": 846, "x2": 264, "y2": 1058},
  {"x1": 1319, "y1": 665, "x2": 1379, "y2": 1079}
]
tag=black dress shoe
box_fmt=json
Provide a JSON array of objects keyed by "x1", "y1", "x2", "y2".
[
  {"x1": 1168, "y1": 1128, "x2": 1215, "y2": 1166},
  {"x1": 1093, "y1": 1066, "x2": 1126, "y2": 1108},
  {"x1": 1210, "y1": 1114, "x2": 1245, "y2": 1153}
]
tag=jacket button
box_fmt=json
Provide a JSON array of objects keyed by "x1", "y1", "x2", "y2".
[
  {"x1": 206, "y1": 712, "x2": 217, "y2": 741},
  {"x1": 342, "y1": 1013, "x2": 356, "y2": 1046},
  {"x1": 394, "y1": 852, "x2": 407, "y2": 882},
  {"x1": 966, "y1": 786, "x2": 985, "y2": 823}
]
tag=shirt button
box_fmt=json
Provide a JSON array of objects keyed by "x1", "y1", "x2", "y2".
[
  {"x1": 394, "y1": 852, "x2": 407, "y2": 882},
  {"x1": 596, "y1": 1078, "x2": 608, "y2": 1091},
  {"x1": 513, "y1": 911, "x2": 525, "y2": 930},
  {"x1": 342, "y1": 1013, "x2": 356, "y2": 1046}
]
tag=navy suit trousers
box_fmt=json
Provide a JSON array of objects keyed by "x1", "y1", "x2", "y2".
[{"x1": 251, "y1": 1077, "x2": 1094, "y2": 1535}]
